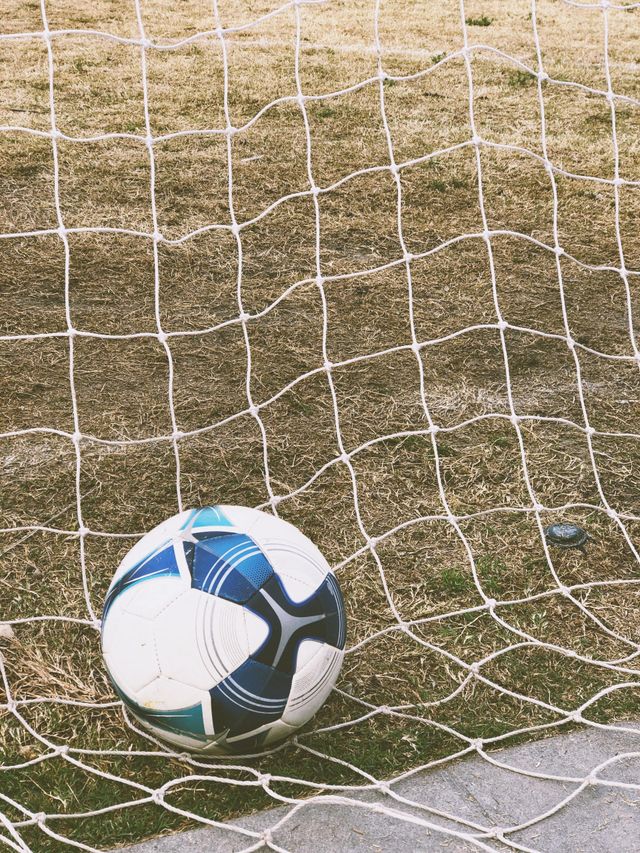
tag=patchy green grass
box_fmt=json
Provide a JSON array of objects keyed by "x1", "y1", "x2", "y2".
[
  {"x1": 465, "y1": 15, "x2": 493, "y2": 27},
  {"x1": 508, "y1": 69, "x2": 536, "y2": 88}
]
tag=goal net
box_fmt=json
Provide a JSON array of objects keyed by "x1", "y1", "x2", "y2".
[{"x1": 1, "y1": 0, "x2": 640, "y2": 849}]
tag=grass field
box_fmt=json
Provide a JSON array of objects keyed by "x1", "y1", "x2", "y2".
[{"x1": 2, "y1": 0, "x2": 640, "y2": 850}]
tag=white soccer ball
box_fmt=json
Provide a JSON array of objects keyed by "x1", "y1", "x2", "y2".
[{"x1": 100, "y1": 506, "x2": 346, "y2": 754}]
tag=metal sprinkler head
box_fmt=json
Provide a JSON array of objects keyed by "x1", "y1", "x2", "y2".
[{"x1": 544, "y1": 522, "x2": 592, "y2": 554}]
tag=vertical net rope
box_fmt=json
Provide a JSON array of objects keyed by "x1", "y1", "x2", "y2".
[{"x1": 1, "y1": 0, "x2": 640, "y2": 850}]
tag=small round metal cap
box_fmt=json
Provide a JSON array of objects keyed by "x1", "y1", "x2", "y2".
[{"x1": 544, "y1": 522, "x2": 591, "y2": 552}]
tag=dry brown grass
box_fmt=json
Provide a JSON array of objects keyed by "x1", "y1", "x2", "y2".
[{"x1": 2, "y1": 0, "x2": 640, "y2": 850}]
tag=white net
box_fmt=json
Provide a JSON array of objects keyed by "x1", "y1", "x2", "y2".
[{"x1": 1, "y1": 0, "x2": 640, "y2": 849}]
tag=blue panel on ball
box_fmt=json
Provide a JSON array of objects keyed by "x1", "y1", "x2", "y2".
[
  {"x1": 322, "y1": 571, "x2": 347, "y2": 650},
  {"x1": 103, "y1": 541, "x2": 180, "y2": 620},
  {"x1": 210, "y1": 658, "x2": 290, "y2": 738},
  {"x1": 187, "y1": 506, "x2": 233, "y2": 529},
  {"x1": 244, "y1": 571, "x2": 347, "y2": 673},
  {"x1": 207, "y1": 570, "x2": 347, "y2": 744},
  {"x1": 187, "y1": 532, "x2": 273, "y2": 603}
]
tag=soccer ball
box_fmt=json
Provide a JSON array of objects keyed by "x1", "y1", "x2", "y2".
[{"x1": 100, "y1": 506, "x2": 346, "y2": 754}]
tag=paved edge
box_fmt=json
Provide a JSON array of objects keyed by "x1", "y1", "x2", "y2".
[{"x1": 120, "y1": 721, "x2": 640, "y2": 853}]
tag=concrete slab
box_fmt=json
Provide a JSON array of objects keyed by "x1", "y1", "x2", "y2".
[{"x1": 124, "y1": 722, "x2": 640, "y2": 852}]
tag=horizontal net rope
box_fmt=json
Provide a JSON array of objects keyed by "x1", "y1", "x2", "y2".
[{"x1": 1, "y1": 0, "x2": 640, "y2": 851}]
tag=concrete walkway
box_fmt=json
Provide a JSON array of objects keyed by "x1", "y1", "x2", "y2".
[{"x1": 126, "y1": 722, "x2": 640, "y2": 852}]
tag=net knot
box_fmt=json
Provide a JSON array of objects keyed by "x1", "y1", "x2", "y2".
[
  {"x1": 537, "y1": 70, "x2": 549, "y2": 82},
  {"x1": 471, "y1": 134, "x2": 482, "y2": 148},
  {"x1": 172, "y1": 430, "x2": 184, "y2": 441},
  {"x1": 261, "y1": 829, "x2": 273, "y2": 845},
  {"x1": 55, "y1": 744, "x2": 70, "y2": 756},
  {"x1": 570, "y1": 710, "x2": 583, "y2": 723},
  {"x1": 34, "y1": 812, "x2": 46, "y2": 825},
  {"x1": 585, "y1": 426, "x2": 595, "y2": 437},
  {"x1": 6, "y1": 699, "x2": 17, "y2": 713},
  {"x1": 410, "y1": 341, "x2": 422, "y2": 355},
  {"x1": 486, "y1": 598, "x2": 497, "y2": 611},
  {"x1": 559, "y1": 585, "x2": 571, "y2": 597},
  {"x1": 613, "y1": 176, "x2": 624, "y2": 187},
  {"x1": 71, "y1": 431, "x2": 82, "y2": 446},
  {"x1": 56, "y1": 224, "x2": 66, "y2": 238},
  {"x1": 157, "y1": 331, "x2": 168, "y2": 345},
  {"x1": 469, "y1": 662, "x2": 480, "y2": 676},
  {"x1": 470, "y1": 738, "x2": 483, "y2": 751},
  {"x1": 323, "y1": 359, "x2": 333, "y2": 372},
  {"x1": 497, "y1": 319, "x2": 508, "y2": 331},
  {"x1": 239, "y1": 311, "x2": 250, "y2": 323},
  {"x1": 140, "y1": 37, "x2": 153, "y2": 49},
  {"x1": 259, "y1": 773, "x2": 272, "y2": 787},
  {"x1": 145, "y1": 133, "x2": 154, "y2": 149},
  {"x1": 153, "y1": 229, "x2": 163, "y2": 243},
  {"x1": 379, "y1": 705, "x2": 391, "y2": 715},
  {"x1": 339, "y1": 452, "x2": 350, "y2": 465},
  {"x1": 152, "y1": 789, "x2": 164, "y2": 804},
  {"x1": 378, "y1": 781, "x2": 391, "y2": 795},
  {"x1": 249, "y1": 404, "x2": 259, "y2": 418},
  {"x1": 587, "y1": 771, "x2": 598, "y2": 786},
  {"x1": 532, "y1": 501, "x2": 544, "y2": 512}
]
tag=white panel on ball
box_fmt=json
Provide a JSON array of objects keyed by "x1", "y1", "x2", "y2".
[
  {"x1": 218, "y1": 504, "x2": 264, "y2": 534},
  {"x1": 251, "y1": 513, "x2": 330, "y2": 588},
  {"x1": 283, "y1": 642, "x2": 344, "y2": 728},
  {"x1": 266, "y1": 544, "x2": 327, "y2": 602},
  {"x1": 103, "y1": 609, "x2": 160, "y2": 694},
  {"x1": 154, "y1": 589, "x2": 268, "y2": 690},
  {"x1": 135, "y1": 675, "x2": 206, "y2": 711},
  {"x1": 154, "y1": 590, "x2": 219, "y2": 690},
  {"x1": 123, "y1": 576, "x2": 185, "y2": 620}
]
